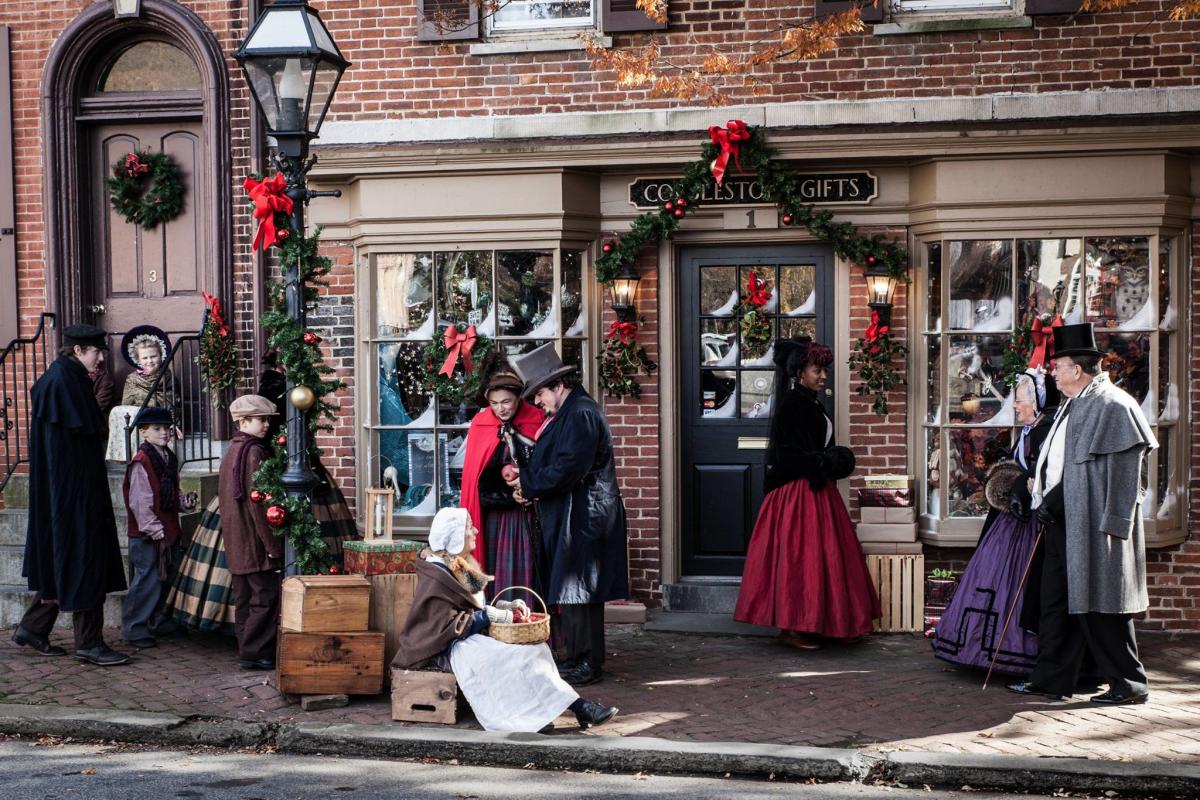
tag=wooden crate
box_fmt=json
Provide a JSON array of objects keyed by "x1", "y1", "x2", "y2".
[
  {"x1": 391, "y1": 668, "x2": 459, "y2": 724},
  {"x1": 866, "y1": 554, "x2": 925, "y2": 633},
  {"x1": 281, "y1": 575, "x2": 371, "y2": 633},
  {"x1": 276, "y1": 630, "x2": 385, "y2": 696},
  {"x1": 367, "y1": 573, "x2": 418, "y2": 675}
]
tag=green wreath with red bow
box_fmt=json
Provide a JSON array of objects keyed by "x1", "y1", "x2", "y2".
[
  {"x1": 422, "y1": 323, "x2": 495, "y2": 407},
  {"x1": 594, "y1": 121, "x2": 910, "y2": 415},
  {"x1": 106, "y1": 150, "x2": 185, "y2": 230}
]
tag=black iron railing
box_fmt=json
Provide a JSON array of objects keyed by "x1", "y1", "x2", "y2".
[
  {"x1": 119, "y1": 314, "x2": 217, "y2": 472},
  {"x1": 0, "y1": 313, "x2": 56, "y2": 493}
]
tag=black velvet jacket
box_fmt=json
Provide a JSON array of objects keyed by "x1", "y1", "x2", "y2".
[{"x1": 764, "y1": 384, "x2": 834, "y2": 494}]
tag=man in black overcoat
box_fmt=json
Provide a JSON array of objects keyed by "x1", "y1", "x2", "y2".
[
  {"x1": 510, "y1": 343, "x2": 628, "y2": 687},
  {"x1": 13, "y1": 324, "x2": 130, "y2": 666}
]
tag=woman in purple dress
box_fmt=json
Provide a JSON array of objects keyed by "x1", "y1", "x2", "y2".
[{"x1": 931, "y1": 369, "x2": 1055, "y2": 675}]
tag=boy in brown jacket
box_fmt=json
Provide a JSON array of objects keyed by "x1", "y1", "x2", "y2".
[{"x1": 220, "y1": 394, "x2": 282, "y2": 670}]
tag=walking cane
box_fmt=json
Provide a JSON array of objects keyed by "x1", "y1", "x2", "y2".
[{"x1": 982, "y1": 526, "x2": 1043, "y2": 691}]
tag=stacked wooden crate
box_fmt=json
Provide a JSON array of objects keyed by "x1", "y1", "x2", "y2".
[
  {"x1": 276, "y1": 575, "x2": 385, "y2": 696},
  {"x1": 865, "y1": 554, "x2": 925, "y2": 633}
]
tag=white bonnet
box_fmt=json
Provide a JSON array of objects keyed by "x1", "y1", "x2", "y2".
[{"x1": 429, "y1": 507, "x2": 470, "y2": 554}]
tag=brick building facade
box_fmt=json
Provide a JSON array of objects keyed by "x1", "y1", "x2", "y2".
[{"x1": 2, "y1": 0, "x2": 1198, "y2": 628}]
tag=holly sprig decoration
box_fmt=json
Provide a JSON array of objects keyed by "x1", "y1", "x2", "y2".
[
  {"x1": 847, "y1": 310, "x2": 908, "y2": 416},
  {"x1": 106, "y1": 150, "x2": 185, "y2": 230},
  {"x1": 594, "y1": 124, "x2": 910, "y2": 414},
  {"x1": 421, "y1": 324, "x2": 495, "y2": 407},
  {"x1": 598, "y1": 320, "x2": 658, "y2": 399},
  {"x1": 1001, "y1": 312, "x2": 1034, "y2": 390},
  {"x1": 197, "y1": 292, "x2": 236, "y2": 407}
]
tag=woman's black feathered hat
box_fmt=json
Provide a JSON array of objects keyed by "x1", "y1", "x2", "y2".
[{"x1": 773, "y1": 336, "x2": 833, "y2": 376}]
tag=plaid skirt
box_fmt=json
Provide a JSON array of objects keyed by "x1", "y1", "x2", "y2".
[
  {"x1": 164, "y1": 496, "x2": 237, "y2": 635},
  {"x1": 312, "y1": 477, "x2": 355, "y2": 569}
]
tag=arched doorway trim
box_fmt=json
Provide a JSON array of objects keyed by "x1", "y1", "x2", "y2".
[{"x1": 41, "y1": 0, "x2": 232, "y2": 327}]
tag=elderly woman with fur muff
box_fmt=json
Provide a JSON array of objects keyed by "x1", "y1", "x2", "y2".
[{"x1": 734, "y1": 337, "x2": 880, "y2": 650}]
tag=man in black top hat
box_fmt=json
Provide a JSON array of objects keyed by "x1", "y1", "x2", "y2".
[
  {"x1": 508, "y1": 343, "x2": 628, "y2": 687},
  {"x1": 12, "y1": 324, "x2": 130, "y2": 666},
  {"x1": 1009, "y1": 322, "x2": 1155, "y2": 705}
]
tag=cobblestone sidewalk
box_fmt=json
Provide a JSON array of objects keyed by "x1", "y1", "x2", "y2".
[{"x1": 1, "y1": 625, "x2": 1197, "y2": 763}]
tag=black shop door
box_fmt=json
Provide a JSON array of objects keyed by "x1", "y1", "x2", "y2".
[{"x1": 679, "y1": 245, "x2": 834, "y2": 576}]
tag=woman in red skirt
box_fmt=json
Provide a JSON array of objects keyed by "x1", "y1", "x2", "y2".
[{"x1": 734, "y1": 337, "x2": 880, "y2": 650}]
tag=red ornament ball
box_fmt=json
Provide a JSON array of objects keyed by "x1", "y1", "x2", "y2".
[
  {"x1": 329, "y1": 565, "x2": 341, "y2": 575},
  {"x1": 249, "y1": 489, "x2": 264, "y2": 504},
  {"x1": 276, "y1": 228, "x2": 290, "y2": 241},
  {"x1": 672, "y1": 207, "x2": 685, "y2": 219},
  {"x1": 303, "y1": 331, "x2": 321, "y2": 346},
  {"x1": 676, "y1": 197, "x2": 688, "y2": 208},
  {"x1": 277, "y1": 434, "x2": 288, "y2": 446},
  {"x1": 265, "y1": 505, "x2": 286, "y2": 528},
  {"x1": 663, "y1": 200, "x2": 674, "y2": 211},
  {"x1": 601, "y1": 242, "x2": 614, "y2": 254},
  {"x1": 781, "y1": 214, "x2": 794, "y2": 226},
  {"x1": 501, "y1": 464, "x2": 519, "y2": 482},
  {"x1": 867, "y1": 255, "x2": 877, "y2": 266}
]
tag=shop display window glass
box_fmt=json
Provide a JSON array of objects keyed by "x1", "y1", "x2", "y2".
[
  {"x1": 367, "y1": 249, "x2": 588, "y2": 531},
  {"x1": 921, "y1": 234, "x2": 1182, "y2": 547}
]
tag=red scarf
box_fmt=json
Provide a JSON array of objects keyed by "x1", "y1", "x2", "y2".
[{"x1": 459, "y1": 401, "x2": 544, "y2": 568}]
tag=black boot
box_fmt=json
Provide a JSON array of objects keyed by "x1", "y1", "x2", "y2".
[
  {"x1": 75, "y1": 645, "x2": 131, "y2": 666},
  {"x1": 11, "y1": 627, "x2": 67, "y2": 657},
  {"x1": 563, "y1": 659, "x2": 602, "y2": 687},
  {"x1": 571, "y1": 698, "x2": 617, "y2": 730}
]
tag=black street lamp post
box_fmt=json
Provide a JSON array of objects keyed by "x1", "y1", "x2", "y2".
[{"x1": 235, "y1": 1, "x2": 350, "y2": 556}]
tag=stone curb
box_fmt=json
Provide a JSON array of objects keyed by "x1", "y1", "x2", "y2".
[{"x1": 2, "y1": 702, "x2": 1199, "y2": 796}]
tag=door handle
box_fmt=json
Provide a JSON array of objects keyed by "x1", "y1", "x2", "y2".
[{"x1": 90, "y1": 304, "x2": 106, "y2": 315}]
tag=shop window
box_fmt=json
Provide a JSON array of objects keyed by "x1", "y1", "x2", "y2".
[
  {"x1": 921, "y1": 234, "x2": 1183, "y2": 548},
  {"x1": 366, "y1": 248, "x2": 587, "y2": 532}
]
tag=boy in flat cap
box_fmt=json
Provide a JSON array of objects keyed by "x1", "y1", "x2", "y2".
[
  {"x1": 220, "y1": 394, "x2": 282, "y2": 670},
  {"x1": 14, "y1": 324, "x2": 130, "y2": 666},
  {"x1": 121, "y1": 407, "x2": 183, "y2": 649}
]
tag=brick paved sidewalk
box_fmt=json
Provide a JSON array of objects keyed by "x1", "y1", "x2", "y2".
[{"x1": 1, "y1": 624, "x2": 1197, "y2": 763}]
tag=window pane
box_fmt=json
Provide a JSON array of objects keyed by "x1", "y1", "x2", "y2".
[
  {"x1": 739, "y1": 266, "x2": 774, "y2": 364},
  {"x1": 497, "y1": 339, "x2": 551, "y2": 359},
  {"x1": 379, "y1": 342, "x2": 433, "y2": 426},
  {"x1": 493, "y1": 0, "x2": 592, "y2": 27},
  {"x1": 562, "y1": 251, "x2": 585, "y2": 336},
  {"x1": 437, "y1": 251, "x2": 493, "y2": 332},
  {"x1": 947, "y1": 240, "x2": 1012, "y2": 331},
  {"x1": 779, "y1": 318, "x2": 816, "y2": 341},
  {"x1": 701, "y1": 319, "x2": 736, "y2": 366},
  {"x1": 1158, "y1": 336, "x2": 1177, "y2": 423},
  {"x1": 947, "y1": 335, "x2": 1010, "y2": 425},
  {"x1": 561, "y1": 339, "x2": 585, "y2": 373},
  {"x1": 497, "y1": 251, "x2": 555, "y2": 336},
  {"x1": 101, "y1": 41, "x2": 201, "y2": 92},
  {"x1": 1155, "y1": 428, "x2": 1176, "y2": 523},
  {"x1": 925, "y1": 428, "x2": 941, "y2": 517},
  {"x1": 440, "y1": 432, "x2": 468, "y2": 510},
  {"x1": 1017, "y1": 238, "x2": 1083, "y2": 323},
  {"x1": 701, "y1": 370, "x2": 736, "y2": 418},
  {"x1": 379, "y1": 429, "x2": 438, "y2": 515},
  {"x1": 1085, "y1": 237, "x2": 1151, "y2": 329},
  {"x1": 946, "y1": 428, "x2": 1012, "y2": 517},
  {"x1": 926, "y1": 335, "x2": 941, "y2": 424},
  {"x1": 701, "y1": 266, "x2": 738, "y2": 316},
  {"x1": 377, "y1": 254, "x2": 434, "y2": 338},
  {"x1": 1159, "y1": 239, "x2": 1175, "y2": 330},
  {"x1": 779, "y1": 265, "x2": 816, "y2": 315},
  {"x1": 927, "y1": 242, "x2": 942, "y2": 332},
  {"x1": 1096, "y1": 331, "x2": 1150, "y2": 405},
  {"x1": 740, "y1": 371, "x2": 774, "y2": 419}
]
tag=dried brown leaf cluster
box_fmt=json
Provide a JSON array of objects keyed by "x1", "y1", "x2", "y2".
[
  {"x1": 636, "y1": 0, "x2": 669, "y2": 24},
  {"x1": 1080, "y1": 0, "x2": 1200, "y2": 16}
]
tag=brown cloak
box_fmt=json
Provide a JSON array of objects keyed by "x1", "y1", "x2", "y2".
[{"x1": 392, "y1": 556, "x2": 483, "y2": 670}]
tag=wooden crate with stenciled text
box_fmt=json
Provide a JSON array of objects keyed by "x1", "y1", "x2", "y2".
[
  {"x1": 276, "y1": 631, "x2": 385, "y2": 695},
  {"x1": 865, "y1": 554, "x2": 925, "y2": 633}
]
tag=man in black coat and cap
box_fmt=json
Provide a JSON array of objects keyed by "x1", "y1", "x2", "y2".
[
  {"x1": 509, "y1": 343, "x2": 628, "y2": 687},
  {"x1": 12, "y1": 324, "x2": 130, "y2": 666}
]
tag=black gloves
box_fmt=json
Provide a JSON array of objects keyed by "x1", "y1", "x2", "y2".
[{"x1": 1008, "y1": 492, "x2": 1029, "y2": 521}]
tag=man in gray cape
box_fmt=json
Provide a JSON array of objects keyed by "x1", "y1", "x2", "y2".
[{"x1": 1010, "y1": 323, "x2": 1156, "y2": 705}]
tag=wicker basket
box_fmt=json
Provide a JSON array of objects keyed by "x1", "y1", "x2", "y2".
[{"x1": 486, "y1": 585, "x2": 550, "y2": 645}]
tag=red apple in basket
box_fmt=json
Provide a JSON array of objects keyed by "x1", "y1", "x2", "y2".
[
  {"x1": 501, "y1": 464, "x2": 519, "y2": 482},
  {"x1": 512, "y1": 605, "x2": 530, "y2": 623}
]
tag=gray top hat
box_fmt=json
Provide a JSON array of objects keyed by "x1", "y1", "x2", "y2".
[{"x1": 511, "y1": 343, "x2": 577, "y2": 399}]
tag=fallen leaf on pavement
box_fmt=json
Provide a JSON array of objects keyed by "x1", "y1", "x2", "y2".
[
  {"x1": 633, "y1": 772, "x2": 649, "y2": 781},
  {"x1": 81, "y1": 768, "x2": 96, "y2": 776}
]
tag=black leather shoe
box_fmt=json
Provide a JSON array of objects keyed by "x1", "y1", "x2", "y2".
[
  {"x1": 127, "y1": 637, "x2": 157, "y2": 649},
  {"x1": 1006, "y1": 681, "x2": 1066, "y2": 701},
  {"x1": 1090, "y1": 688, "x2": 1149, "y2": 706},
  {"x1": 239, "y1": 658, "x2": 276, "y2": 671},
  {"x1": 555, "y1": 658, "x2": 577, "y2": 678},
  {"x1": 573, "y1": 699, "x2": 618, "y2": 730},
  {"x1": 564, "y1": 660, "x2": 602, "y2": 687},
  {"x1": 11, "y1": 627, "x2": 67, "y2": 657},
  {"x1": 75, "y1": 646, "x2": 131, "y2": 666}
]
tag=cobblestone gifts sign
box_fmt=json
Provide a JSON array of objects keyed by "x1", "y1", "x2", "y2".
[{"x1": 629, "y1": 172, "x2": 877, "y2": 208}]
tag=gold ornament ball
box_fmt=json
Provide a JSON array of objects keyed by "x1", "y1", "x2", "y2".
[{"x1": 289, "y1": 385, "x2": 316, "y2": 411}]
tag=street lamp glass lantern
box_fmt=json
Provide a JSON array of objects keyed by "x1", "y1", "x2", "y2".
[
  {"x1": 864, "y1": 264, "x2": 897, "y2": 309},
  {"x1": 234, "y1": 0, "x2": 349, "y2": 139},
  {"x1": 610, "y1": 264, "x2": 641, "y2": 322}
]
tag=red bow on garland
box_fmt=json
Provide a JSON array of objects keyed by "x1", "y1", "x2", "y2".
[
  {"x1": 201, "y1": 291, "x2": 230, "y2": 337},
  {"x1": 122, "y1": 152, "x2": 149, "y2": 177},
  {"x1": 864, "y1": 309, "x2": 889, "y2": 344},
  {"x1": 606, "y1": 320, "x2": 639, "y2": 345},
  {"x1": 708, "y1": 120, "x2": 750, "y2": 187},
  {"x1": 746, "y1": 271, "x2": 771, "y2": 307},
  {"x1": 439, "y1": 325, "x2": 479, "y2": 377},
  {"x1": 1027, "y1": 315, "x2": 1063, "y2": 369},
  {"x1": 243, "y1": 173, "x2": 295, "y2": 252}
]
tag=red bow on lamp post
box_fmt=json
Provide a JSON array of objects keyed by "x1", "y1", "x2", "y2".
[
  {"x1": 243, "y1": 173, "x2": 295, "y2": 252},
  {"x1": 864, "y1": 309, "x2": 889, "y2": 353},
  {"x1": 708, "y1": 120, "x2": 751, "y2": 187},
  {"x1": 439, "y1": 325, "x2": 479, "y2": 377},
  {"x1": 201, "y1": 291, "x2": 230, "y2": 337},
  {"x1": 1027, "y1": 316, "x2": 1062, "y2": 369},
  {"x1": 606, "y1": 320, "x2": 639, "y2": 345}
]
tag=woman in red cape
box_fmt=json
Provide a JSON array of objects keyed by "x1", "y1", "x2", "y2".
[
  {"x1": 459, "y1": 358, "x2": 545, "y2": 605},
  {"x1": 734, "y1": 337, "x2": 880, "y2": 649}
]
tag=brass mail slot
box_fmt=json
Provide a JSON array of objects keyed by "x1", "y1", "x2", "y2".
[{"x1": 737, "y1": 436, "x2": 769, "y2": 450}]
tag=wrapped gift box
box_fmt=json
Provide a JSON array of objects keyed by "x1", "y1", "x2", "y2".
[
  {"x1": 858, "y1": 488, "x2": 913, "y2": 508},
  {"x1": 860, "y1": 541, "x2": 924, "y2": 556},
  {"x1": 861, "y1": 506, "x2": 916, "y2": 524},
  {"x1": 863, "y1": 474, "x2": 913, "y2": 490},
  {"x1": 344, "y1": 539, "x2": 423, "y2": 576},
  {"x1": 857, "y1": 522, "x2": 919, "y2": 543}
]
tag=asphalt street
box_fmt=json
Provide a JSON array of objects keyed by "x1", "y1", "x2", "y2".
[{"x1": 0, "y1": 740, "x2": 1056, "y2": 800}]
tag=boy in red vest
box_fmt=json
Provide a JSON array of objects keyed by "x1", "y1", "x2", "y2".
[{"x1": 121, "y1": 407, "x2": 183, "y2": 648}]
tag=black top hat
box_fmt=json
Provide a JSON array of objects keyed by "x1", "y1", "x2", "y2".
[
  {"x1": 511, "y1": 343, "x2": 577, "y2": 399},
  {"x1": 120, "y1": 325, "x2": 171, "y2": 368},
  {"x1": 63, "y1": 323, "x2": 109, "y2": 350},
  {"x1": 132, "y1": 406, "x2": 174, "y2": 428},
  {"x1": 1052, "y1": 322, "x2": 1104, "y2": 360}
]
